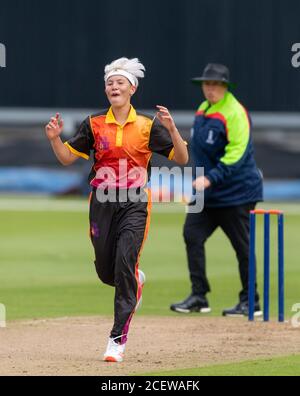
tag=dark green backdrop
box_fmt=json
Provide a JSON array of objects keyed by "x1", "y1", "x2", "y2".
[{"x1": 1, "y1": 0, "x2": 300, "y2": 110}]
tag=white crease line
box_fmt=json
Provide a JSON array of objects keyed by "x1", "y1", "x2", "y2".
[{"x1": 0, "y1": 200, "x2": 299, "y2": 214}]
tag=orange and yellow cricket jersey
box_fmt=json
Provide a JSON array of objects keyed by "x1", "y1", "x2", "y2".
[{"x1": 64, "y1": 106, "x2": 175, "y2": 189}]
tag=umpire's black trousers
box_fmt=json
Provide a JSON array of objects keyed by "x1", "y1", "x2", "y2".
[
  {"x1": 183, "y1": 203, "x2": 259, "y2": 303},
  {"x1": 89, "y1": 189, "x2": 151, "y2": 344}
]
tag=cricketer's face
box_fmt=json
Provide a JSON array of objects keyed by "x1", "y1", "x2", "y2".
[
  {"x1": 202, "y1": 81, "x2": 228, "y2": 105},
  {"x1": 105, "y1": 75, "x2": 136, "y2": 108}
]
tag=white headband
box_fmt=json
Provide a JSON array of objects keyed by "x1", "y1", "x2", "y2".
[{"x1": 105, "y1": 70, "x2": 138, "y2": 87}]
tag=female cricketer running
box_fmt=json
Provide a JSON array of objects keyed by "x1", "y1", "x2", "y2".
[{"x1": 45, "y1": 57, "x2": 188, "y2": 362}]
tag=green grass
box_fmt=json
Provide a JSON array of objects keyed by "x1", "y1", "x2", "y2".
[
  {"x1": 141, "y1": 355, "x2": 300, "y2": 376},
  {"x1": 1, "y1": 198, "x2": 299, "y2": 376},
  {"x1": 0, "y1": 199, "x2": 299, "y2": 321}
]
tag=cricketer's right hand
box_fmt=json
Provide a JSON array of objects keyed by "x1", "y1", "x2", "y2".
[{"x1": 45, "y1": 113, "x2": 64, "y2": 141}]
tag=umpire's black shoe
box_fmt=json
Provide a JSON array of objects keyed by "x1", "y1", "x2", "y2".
[
  {"x1": 170, "y1": 294, "x2": 211, "y2": 314},
  {"x1": 222, "y1": 302, "x2": 262, "y2": 317}
]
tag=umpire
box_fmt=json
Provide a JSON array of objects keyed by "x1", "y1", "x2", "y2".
[{"x1": 170, "y1": 63, "x2": 263, "y2": 317}]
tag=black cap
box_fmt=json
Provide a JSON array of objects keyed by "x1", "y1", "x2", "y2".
[{"x1": 191, "y1": 63, "x2": 230, "y2": 85}]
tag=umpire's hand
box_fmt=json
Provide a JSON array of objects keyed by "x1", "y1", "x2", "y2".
[{"x1": 193, "y1": 176, "x2": 212, "y2": 191}]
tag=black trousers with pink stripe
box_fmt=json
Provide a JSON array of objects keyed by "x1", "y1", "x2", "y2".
[{"x1": 89, "y1": 189, "x2": 151, "y2": 343}]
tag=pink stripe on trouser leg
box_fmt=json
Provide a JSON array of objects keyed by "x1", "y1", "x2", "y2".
[{"x1": 120, "y1": 281, "x2": 142, "y2": 344}]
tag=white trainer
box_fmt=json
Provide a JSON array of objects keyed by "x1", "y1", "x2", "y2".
[
  {"x1": 103, "y1": 337, "x2": 126, "y2": 363},
  {"x1": 135, "y1": 269, "x2": 146, "y2": 312}
]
